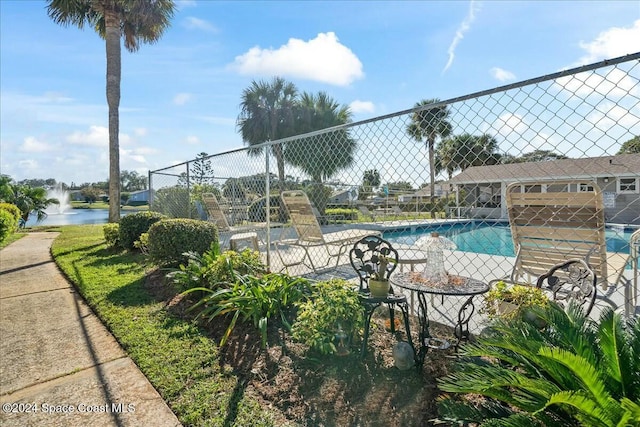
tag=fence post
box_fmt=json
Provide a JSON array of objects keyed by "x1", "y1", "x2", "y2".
[
  {"x1": 148, "y1": 170, "x2": 153, "y2": 211},
  {"x1": 265, "y1": 151, "x2": 271, "y2": 269}
]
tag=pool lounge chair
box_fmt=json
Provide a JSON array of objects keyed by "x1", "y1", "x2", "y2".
[
  {"x1": 504, "y1": 180, "x2": 628, "y2": 292},
  {"x1": 202, "y1": 193, "x2": 264, "y2": 249},
  {"x1": 276, "y1": 190, "x2": 381, "y2": 273}
]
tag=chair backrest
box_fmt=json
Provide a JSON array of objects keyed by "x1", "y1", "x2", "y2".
[
  {"x1": 506, "y1": 180, "x2": 608, "y2": 285},
  {"x1": 536, "y1": 258, "x2": 597, "y2": 316},
  {"x1": 202, "y1": 193, "x2": 231, "y2": 232},
  {"x1": 280, "y1": 190, "x2": 324, "y2": 242},
  {"x1": 349, "y1": 235, "x2": 399, "y2": 293}
]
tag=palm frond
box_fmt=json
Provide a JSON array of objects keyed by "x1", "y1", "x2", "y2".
[
  {"x1": 539, "y1": 390, "x2": 617, "y2": 427},
  {"x1": 598, "y1": 308, "x2": 633, "y2": 398}
]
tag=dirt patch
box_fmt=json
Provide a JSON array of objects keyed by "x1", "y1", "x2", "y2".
[{"x1": 145, "y1": 271, "x2": 457, "y2": 426}]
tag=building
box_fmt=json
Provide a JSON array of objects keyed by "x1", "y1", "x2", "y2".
[{"x1": 447, "y1": 153, "x2": 640, "y2": 225}]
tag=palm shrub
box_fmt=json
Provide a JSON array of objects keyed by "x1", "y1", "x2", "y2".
[
  {"x1": 437, "y1": 302, "x2": 640, "y2": 426},
  {"x1": 183, "y1": 272, "x2": 309, "y2": 348},
  {"x1": 292, "y1": 279, "x2": 365, "y2": 355}
]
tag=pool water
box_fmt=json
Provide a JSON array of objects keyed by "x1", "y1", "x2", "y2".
[{"x1": 384, "y1": 221, "x2": 634, "y2": 257}]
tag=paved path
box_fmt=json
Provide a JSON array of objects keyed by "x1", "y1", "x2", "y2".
[{"x1": 0, "y1": 232, "x2": 181, "y2": 427}]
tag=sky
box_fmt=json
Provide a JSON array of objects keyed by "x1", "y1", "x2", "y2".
[{"x1": 1, "y1": 0, "x2": 639, "y2": 187}]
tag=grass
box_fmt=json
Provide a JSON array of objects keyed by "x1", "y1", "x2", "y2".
[
  {"x1": 71, "y1": 201, "x2": 148, "y2": 210},
  {"x1": 51, "y1": 225, "x2": 276, "y2": 427}
]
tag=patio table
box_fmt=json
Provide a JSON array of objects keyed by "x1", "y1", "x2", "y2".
[{"x1": 391, "y1": 271, "x2": 489, "y2": 365}]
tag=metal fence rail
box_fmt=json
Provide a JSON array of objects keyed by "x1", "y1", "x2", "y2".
[{"x1": 150, "y1": 53, "x2": 640, "y2": 330}]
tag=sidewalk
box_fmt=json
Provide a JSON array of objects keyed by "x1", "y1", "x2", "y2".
[{"x1": 0, "y1": 232, "x2": 181, "y2": 427}]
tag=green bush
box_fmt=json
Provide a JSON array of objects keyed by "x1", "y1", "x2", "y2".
[
  {"x1": 0, "y1": 203, "x2": 20, "y2": 239},
  {"x1": 437, "y1": 303, "x2": 640, "y2": 426},
  {"x1": 147, "y1": 218, "x2": 219, "y2": 266},
  {"x1": 292, "y1": 279, "x2": 364, "y2": 355},
  {"x1": 118, "y1": 211, "x2": 166, "y2": 249},
  {"x1": 0, "y1": 202, "x2": 21, "y2": 223},
  {"x1": 168, "y1": 247, "x2": 266, "y2": 292},
  {"x1": 0, "y1": 209, "x2": 16, "y2": 242},
  {"x1": 325, "y1": 208, "x2": 358, "y2": 221},
  {"x1": 184, "y1": 272, "x2": 310, "y2": 348},
  {"x1": 102, "y1": 223, "x2": 120, "y2": 248},
  {"x1": 151, "y1": 186, "x2": 198, "y2": 219}
]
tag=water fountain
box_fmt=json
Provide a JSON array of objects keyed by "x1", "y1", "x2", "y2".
[{"x1": 45, "y1": 185, "x2": 72, "y2": 215}]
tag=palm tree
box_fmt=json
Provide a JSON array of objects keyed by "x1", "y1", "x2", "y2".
[
  {"x1": 407, "y1": 99, "x2": 452, "y2": 206},
  {"x1": 47, "y1": 0, "x2": 175, "y2": 223},
  {"x1": 12, "y1": 186, "x2": 60, "y2": 225},
  {"x1": 437, "y1": 133, "x2": 501, "y2": 177},
  {"x1": 283, "y1": 92, "x2": 357, "y2": 214},
  {"x1": 237, "y1": 77, "x2": 298, "y2": 191}
]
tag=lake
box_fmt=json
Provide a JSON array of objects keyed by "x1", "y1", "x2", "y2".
[{"x1": 25, "y1": 209, "x2": 116, "y2": 227}]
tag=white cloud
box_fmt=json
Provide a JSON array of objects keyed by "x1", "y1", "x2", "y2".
[
  {"x1": 20, "y1": 136, "x2": 53, "y2": 153},
  {"x1": 555, "y1": 67, "x2": 637, "y2": 99},
  {"x1": 134, "y1": 128, "x2": 147, "y2": 137},
  {"x1": 443, "y1": 0, "x2": 480, "y2": 73},
  {"x1": 66, "y1": 126, "x2": 132, "y2": 147},
  {"x1": 575, "y1": 19, "x2": 640, "y2": 66},
  {"x1": 173, "y1": 92, "x2": 193, "y2": 106},
  {"x1": 183, "y1": 17, "x2": 218, "y2": 33},
  {"x1": 185, "y1": 135, "x2": 200, "y2": 145},
  {"x1": 230, "y1": 32, "x2": 364, "y2": 86},
  {"x1": 349, "y1": 100, "x2": 375, "y2": 114},
  {"x1": 490, "y1": 67, "x2": 515, "y2": 82}
]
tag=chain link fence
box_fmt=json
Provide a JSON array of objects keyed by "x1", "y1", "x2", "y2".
[{"x1": 150, "y1": 53, "x2": 640, "y2": 335}]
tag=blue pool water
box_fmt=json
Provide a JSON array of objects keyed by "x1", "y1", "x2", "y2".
[{"x1": 384, "y1": 221, "x2": 635, "y2": 257}]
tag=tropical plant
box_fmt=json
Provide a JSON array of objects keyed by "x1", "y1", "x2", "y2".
[
  {"x1": 436, "y1": 133, "x2": 502, "y2": 177},
  {"x1": 184, "y1": 272, "x2": 310, "y2": 348},
  {"x1": 168, "y1": 247, "x2": 266, "y2": 292},
  {"x1": 237, "y1": 77, "x2": 298, "y2": 191},
  {"x1": 47, "y1": 0, "x2": 175, "y2": 223},
  {"x1": 407, "y1": 99, "x2": 453, "y2": 207},
  {"x1": 501, "y1": 149, "x2": 570, "y2": 164},
  {"x1": 11, "y1": 185, "x2": 59, "y2": 225},
  {"x1": 437, "y1": 303, "x2": 640, "y2": 426},
  {"x1": 292, "y1": 279, "x2": 365, "y2": 355}
]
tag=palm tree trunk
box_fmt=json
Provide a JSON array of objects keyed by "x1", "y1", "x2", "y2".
[{"x1": 105, "y1": 9, "x2": 121, "y2": 223}]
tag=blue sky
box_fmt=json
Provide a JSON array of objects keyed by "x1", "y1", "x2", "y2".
[{"x1": 1, "y1": 0, "x2": 639, "y2": 186}]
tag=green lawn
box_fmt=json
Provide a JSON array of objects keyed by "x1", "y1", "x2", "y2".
[
  {"x1": 71, "y1": 201, "x2": 148, "y2": 210},
  {"x1": 51, "y1": 225, "x2": 275, "y2": 427}
]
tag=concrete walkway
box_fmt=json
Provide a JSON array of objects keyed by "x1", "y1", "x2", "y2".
[{"x1": 0, "y1": 232, "x2": 181, "y2": 427}]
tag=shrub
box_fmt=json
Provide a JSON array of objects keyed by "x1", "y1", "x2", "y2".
[
  {"x1": 147, "y1": 218, "x2": 218, "y2": 266},
  {"x1": 437, "y1": 303, "x2": 640, "y2": 426},
  {"x1": 0, "y1": 209, "x2": 16, "y2": 242},
  {"x1": 292, "y1": 279, "x2": 364, "y2": 355},
  {"x1": 325, "y1": 208, "x2": 358, "y2": 221},
  {"x1": 184, "y1": 272, "x2": 309, "y2": 348},
  {"x1": 168, "y1": 246, "x2": 266, "y2": 292},
  {"x1": 0, "y1": 202, "x2": 21, "y2": 223},
  {"x1": 482, "y1": 280, "x2": 549, "y2": 320},
  {"x1": 102, "y1": 223, "x2": 120, "y2": 248},
  {"x1": 118, "y1": 211, "x2": 166, "y2": 249},
  {"x1": 152, "y1": 186, "x2": 198, "y2": 219}
]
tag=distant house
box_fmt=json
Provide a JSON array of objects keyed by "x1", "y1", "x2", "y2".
[
  {"x1": 398, "y1": 184, "x2": 453, "y2": 203},
  {"x1": 128, "y1": 189, "x2": 150, "y2": 203},
  {"x1": 328, "y1": 187, "x2": 358, "y2": 205},
  {"x1": 447, "y1": 153, "x2": 640, "y2": 225}
]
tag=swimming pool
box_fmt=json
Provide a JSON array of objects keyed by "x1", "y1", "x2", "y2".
[{"x1": 384, "y1": 221, "x2": 635, "y2": 257}]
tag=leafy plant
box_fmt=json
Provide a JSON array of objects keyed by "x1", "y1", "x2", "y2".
[
  {"x1": 118, "y1": 210, "x2": 166, "y2": 249},
  {"x1": 168, "y1": 247, "x2": 266, "y2": 292},
  {"x1": 102, "y1": 223, "x2": 120, "y2": 248},
  {"x1": 437, "y1": 302, "x2": 640, "y2": 426},
  {"x1": 292, "y1": 279, "x2": 364, "y2": 355},
  {"x1": 482, "y1": 280, "x2": 549, "y2": 319},
  {"x1": 184, "y1": 272, "x2": 309, "y2": 348},
  {"x1": 147, "y1": 218, "x2": 218, "y2": 266}
]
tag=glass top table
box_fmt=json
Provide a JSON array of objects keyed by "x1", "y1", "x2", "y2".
[{"x1": 391, "y1": 271, "x2": 489, "y2": 365}]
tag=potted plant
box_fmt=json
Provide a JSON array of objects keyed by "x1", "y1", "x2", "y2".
[
  {"x1": 482, "y1": 280, "x2": 549, "y2": 321},
  {"x1": 367, "y1": 255, "x2": 392, "y2": 297}
]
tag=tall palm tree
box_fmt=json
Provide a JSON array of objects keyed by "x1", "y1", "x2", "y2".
[
  {"x1": 407, "y1": 99, "x2": 452, "y2": 206},
  {"x1": 237, "y1": 77, "x2": 298, "y2": 191},
  {"x1": 47, "y1": 0, "x2": 175, "y2": 223},
  {"x1": 284, "y1": 92, "x2": 356, "y2": 214}
]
